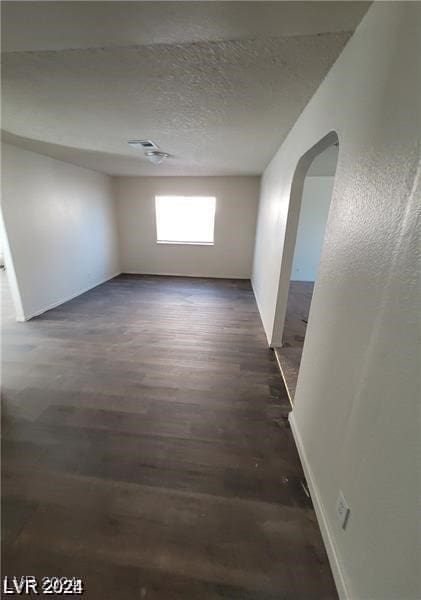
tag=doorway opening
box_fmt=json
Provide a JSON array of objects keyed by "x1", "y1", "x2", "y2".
[
  {"x1": 275, "y1": 139, "x2": 339, "y2": 403},
  {"x1": 0, "y1": 212, "x2": 25, "y2": 323}
]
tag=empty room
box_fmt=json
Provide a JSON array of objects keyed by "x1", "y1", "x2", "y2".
[{"x1": 1, "y1": 2, "x2": 420, "y2": 599}]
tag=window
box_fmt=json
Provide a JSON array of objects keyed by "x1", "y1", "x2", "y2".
[{"x1": 155, "y1": 196, "x2": 216, "y2": 245}]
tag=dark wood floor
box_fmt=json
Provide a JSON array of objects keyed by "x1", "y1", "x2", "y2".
[
  {"x1": 276, "y1": 281, "x2": 314, "y2": 402},
  {"x1": 1, "y1": 274, "x2": 336, "y2": 599}
]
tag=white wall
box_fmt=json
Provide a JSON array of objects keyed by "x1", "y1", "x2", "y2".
[
  {"x1": 115, "y1": 176, "x2": 259, "y2": 279},
  {"x1": 1, "y1": 143, "x2": 120, "y2": 319},
  {"x1": 252, "y1": 3, "x2": 420, "y2": 600},
  {"x1": 290, "y1": 175, "x2": 334, "y2": 282}
]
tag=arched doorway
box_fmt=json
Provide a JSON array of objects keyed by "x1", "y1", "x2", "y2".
[{"x1": 273, "y1": 133, "x2": 339, "y2": 403}]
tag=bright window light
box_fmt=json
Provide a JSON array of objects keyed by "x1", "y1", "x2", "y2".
[{"x1": 155, "y1": 196, "x2": 216, "y2": 245}]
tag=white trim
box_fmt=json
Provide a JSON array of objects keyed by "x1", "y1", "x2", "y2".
[
  {"x1": 156, "y1": 241, "x2": 214, "y2": 246},
  {"x1": 122, "y1": 271, "x2": 250, "y2": 280},
  {"x1": 250, "y1": 276, "x2": 272, "y2": 346},
  {"x1": 19, "y1": 272, "x2": 121, "y2": 322},
  {"x1": 273, "y1": 348, "x2": 294, "y2": 408},
  {"x1": 289, "y1": 411, "x2": 350, "y2": 600}
]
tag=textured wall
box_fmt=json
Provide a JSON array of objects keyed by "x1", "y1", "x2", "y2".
[
  {"x1": 252, "y1": 3, "x2": 420, "y2": 599},
  {"x1": 2, "y1": 143, "x2": 120, "y2": 319},
  {"x1": 115, "y1": 176, "x2": 259, "y2": 279}
]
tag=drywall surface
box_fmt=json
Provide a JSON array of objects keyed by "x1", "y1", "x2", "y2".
[
  {"x1": 252, "y1": 3, "x2": 420, "y2": 600},
  {"x1": 114, "y1": 176, "x2": 259, "y2": 279},
  {"x1": 1, "y1": 143, "x2": 120, "y2": 319},
  {"x1": 290, "y1": 176, "x2": 334, "y2": 281}
]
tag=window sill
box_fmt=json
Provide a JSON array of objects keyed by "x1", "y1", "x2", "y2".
[{"x1": 156, "y1": 241, "x2": 214, "y2": 246}]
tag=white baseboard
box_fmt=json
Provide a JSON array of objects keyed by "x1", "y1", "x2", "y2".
[
  {"x1": 289, "y1": 411, "x2": 349, "y2": 600},
  {"x1": 19, "y1": 271, "x2": 121, "y2": 322},
  {"x1": 273, "y1": 348, "x2": 293, "y2": 408},
  {"x1": 250, "y1": 277, "x2": 272, "y2": 346},
  {"x1": 122, "y1": 270, "x2": 250, "y2": 280}
]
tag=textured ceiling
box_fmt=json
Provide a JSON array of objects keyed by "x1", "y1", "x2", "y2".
[{"x1": 1, "y1": 1, "x2": 369, "y2": 176}]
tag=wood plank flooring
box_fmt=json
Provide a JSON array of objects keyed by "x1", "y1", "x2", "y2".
[{"x1": 1, "y1": 274, "x2": 336, "y2": 599}]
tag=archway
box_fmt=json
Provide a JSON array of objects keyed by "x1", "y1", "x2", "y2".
[{"x1": 272, "y1": 132, "x2": 339, "y2": 403}]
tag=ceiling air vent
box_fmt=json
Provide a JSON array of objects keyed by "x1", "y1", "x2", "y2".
[{"x1": 128, "y1": 140, "x2": 159, "y2": 150}]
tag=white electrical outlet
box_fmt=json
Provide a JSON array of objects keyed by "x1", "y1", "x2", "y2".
[{"x1": 336, "y1": 490, "x2": 350, "y2": 530}]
